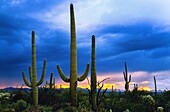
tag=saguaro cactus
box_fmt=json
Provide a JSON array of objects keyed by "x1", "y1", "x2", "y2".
[
  {"x1": 153, "y1": 76, "x2": 157, "y2": 96},
  {"x1": 87, "y1": 35, "x2": 108, "y2": 111},
  {"x1": 123, "y1": 62, "x2": 131, "y2": 93},
  {"x1": 56, "y1": 4, "x2": 90, "y2": 106},
  {"x1": 22, "y1": 31, "x2": 46, "y2": 106},
  {"x1": 112, "y1": 85, "x2": 114, "y2": 92},
  {"x1": 133, "y1": 84, "x2": 138, "y2": 91},
  {"x1": 49, "y1": 73, "x2": 55, "y2": 89},
  {"x1": 91, "y1": 35, "x2": 97, "y2": 110}
]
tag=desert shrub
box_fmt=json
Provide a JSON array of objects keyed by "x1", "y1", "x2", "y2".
[
  {"x1": 124, "y1": 109, "x2": 131, "y2": 112},
  {"x1": 41, "y1": 105, "x2": 53, "y2": 112},
  {"x1": 156, "y1": 90, "x2": 170, "y2": 111},
  {"x1": 13, "y1": 99, "x2": 27, "y2": 111},
  {"x1": 52, "y1": 89, "x2": 70, "y2": 110},
  {"x1": 0, "y1": 92, "x2": 10, "y2": 103},
  {"x1": 113, "y1": 98, "x2": 130, "y2": 112},
  {"x1": 39, "y1": 88, "x2": 56, "y2": 105},
  {"x1": 24, "y1": 105, "x2": 43, "y2": 112},
  {"x1": 157, "y1": 107, "x2": 164, "y2": 112},
  {"x1": 11, "y1": 89, "x2": 32, "y2": 104},
  {"x1": 140, "y1": 95, "x2": 155, "y2": 112},
  {"x1": 77, "y1": 89, "x2": 89, "y2": 107},
  {"x1": 105, "y1": 92, "x2": 117, "y2": 107}
]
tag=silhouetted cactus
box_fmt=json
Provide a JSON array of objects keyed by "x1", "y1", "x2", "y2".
[
  {"x1": 60, "y1": 85, "x2": 62, "y2": 90},
  {"x1": 49, "y1": 73, "x2": 55, "y2": 89},
  {"x1": 56, "y1": 4, "x2": 90, "y2": 106},
  {"x1": 133, "y1": 84, "x2": 138, "y2": 91},
  {"x1": 123, "y1": 62, "x2": 131, "y2": 93},
  {"x1": 22, "y1": 31, "x2": 46, "y2": 106},
  {"x1": 154, "y1": 76, "x2": 157, "y2": 96}
]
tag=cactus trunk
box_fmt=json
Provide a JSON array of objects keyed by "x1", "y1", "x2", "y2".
[
  {"x1": 32, "y1": 31, "x2": 38, "y2": 105},
  {"x1": 22, "y1": 31, "x2": 46, "y2": 106},
  {"x1": 57, "y1": 4, "x2": 89, "y2": 106},
  {"x1": 91, "y1": 35, "x2": 97, "y2": 110},
  {"x1": 70, "y1": 3, "x2": 78, "y2": 105},
  {"x1": 87, "y1": 35, "x2": 108, "y2": 111}
]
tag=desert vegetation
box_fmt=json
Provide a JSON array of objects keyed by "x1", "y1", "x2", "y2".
[{"x1": 0, "y1": 84, "x2": 170, "y2": 111}]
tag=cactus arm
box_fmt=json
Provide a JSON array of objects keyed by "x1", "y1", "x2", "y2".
[
  {"x1": 57, "y1": 65, "x2": 70, "y2": 82},
  {"x1": 78, "y1": 64, "x2": 90, "y2": 81},
  {"x1": 37, "y1": 59, "x2": 46, "y2": 86},
  {"x1": 22, "y1": 71, "x2": 32, "y2": 87}
]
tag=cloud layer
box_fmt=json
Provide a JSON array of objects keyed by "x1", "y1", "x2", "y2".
[{"x1": 0, "y1": 0, "x2": 170, "y2": 90}]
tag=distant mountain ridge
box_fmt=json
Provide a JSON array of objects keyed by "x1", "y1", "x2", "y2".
[{"x1": 0, "y1": 87, "x2": 30, "y2": 91}]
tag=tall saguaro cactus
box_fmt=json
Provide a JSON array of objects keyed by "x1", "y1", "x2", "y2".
[
  {"x1": 153, "y1": 76, "x2": 157, "y2": 96},
  {"x1": 22, "y1": 31, "x2": 46, "y2": 106},
  {"x1": 56, "y1": 4, "x2": 90, "y2": 106},
  {"x1": 123, "y1": 62, "x2": 131, "y2": 93},
  {"x1": 91, "y1": 35, "x2": 97, "y2": 110}
]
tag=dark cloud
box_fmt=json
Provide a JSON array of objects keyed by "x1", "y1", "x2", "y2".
[
  {"x1": 101, "y1": 22, "x2": 155, "y2": 35},
  {"x1": 147, "y1": 47, "x2": 170, "y2": 58},
  {"x1": 0, "y1": 0, "x2": 66, "y2": 83},
  {"x1": 94, "y1": 23, "x2": 170, "y2": 73},
  {"x1": 97, "y1": 23, "x2": 170, "y2": 56}
]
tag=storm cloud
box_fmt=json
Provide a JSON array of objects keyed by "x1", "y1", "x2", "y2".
[{"x1": 0, "y1": 0, "x2": 170, "y2": 90}]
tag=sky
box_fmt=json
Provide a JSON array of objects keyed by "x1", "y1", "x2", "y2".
[{"x1": 0, "y1": 0, "x2": 170, "y2": 91}]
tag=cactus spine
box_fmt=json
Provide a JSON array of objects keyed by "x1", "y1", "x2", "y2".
[
  {"x1": 22, "y1": 31, "x2": 46, "y2": 106},
  {"x1": 56, "y1": 4, "x2": 90, "y2": 106},
  {"x1": 154, "y1": 76, "x2": 157, "y2": 96},
  {"x1": 91, "y1": 35, "x2": 97, "y2": 111},
  {"x1": 123, "y1": 62, "x2": 131, "y2": 93}
]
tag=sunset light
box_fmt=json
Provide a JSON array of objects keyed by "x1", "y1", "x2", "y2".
[{"x1": 139, "y1": 86, "x2": 153, "y2": 91}]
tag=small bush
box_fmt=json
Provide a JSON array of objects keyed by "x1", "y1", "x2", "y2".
[{"x1": 13, "y1": 99, "x2": 27, "y2": 111}]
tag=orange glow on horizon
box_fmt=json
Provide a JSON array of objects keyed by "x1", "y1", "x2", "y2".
[
  {"x1": 54, "y1": 83, "x2": 118, "y2": 90},
  {"x1": 0, "y1": 84, "x2": 154, "y2": 92},
  {"x1": 0, "y1": 86, "x2": 7, "y2": 89},
  {"x1": 139, "y1": 86, "x2": 152, "y2": 91}
]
